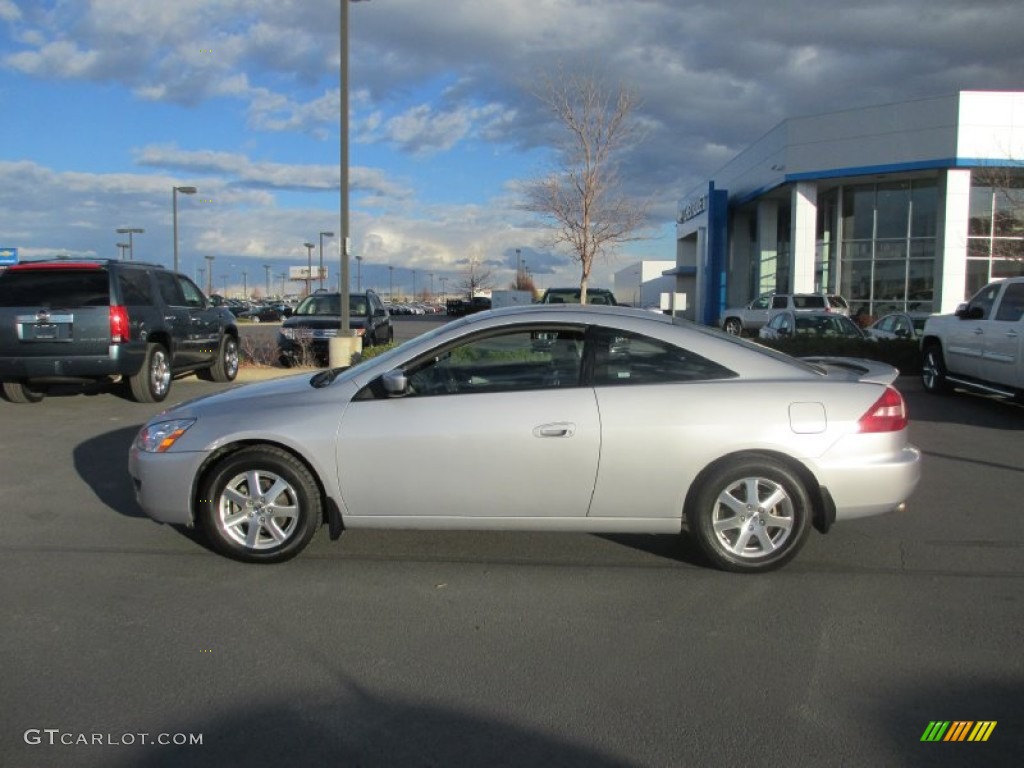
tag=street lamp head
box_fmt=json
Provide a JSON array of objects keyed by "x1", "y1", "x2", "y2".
[
  {"x1": 304, "y1": 242, "x2": 315, "y2": 249},
  {"x1": 175, "y1": 186, "x2": 197, "y2": 195},
  {"x1": 320, "y1": 231, "x2": 335, "y2": 238},
  {"x1": 117, "y1": 227, "x2": 144, "y2": 234}
]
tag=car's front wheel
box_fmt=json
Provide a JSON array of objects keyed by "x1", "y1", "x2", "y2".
[
  {"x1": 921, "y1": 344, "x2": 950, "y2": 394},
  {"x1": 129, "y1": 344, "x2": 171, "y2": 403},
  {"x1": 723, "y1": 318, "x2": 743, "y2": 336},
  {"x1": 198, "y1": 446, "x2": 321, "y2": 563},
  {"x1": 687, "y1": 456, "x2": 812, "y2": 573},
  {"x1": 1, "y1": 380, "x2": 47, "y2": 403}
]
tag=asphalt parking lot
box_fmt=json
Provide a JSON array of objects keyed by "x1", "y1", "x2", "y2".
[{"x1": 1, "y1": 339, "x2": 1021, "y2": 767}]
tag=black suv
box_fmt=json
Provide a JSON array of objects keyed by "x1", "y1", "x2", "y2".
[
  {"x1": 0, "y1": 259, "x2": 239, "y2": 403},
  {"x1": 277, "y1": 290, "x2": 392, "y2": 366}
]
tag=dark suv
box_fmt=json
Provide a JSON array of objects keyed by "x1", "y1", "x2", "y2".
[
  {"x1": 0, "y1": 259, "x2": 239, "y2": 403},
  {"x1": 277, "y1": 290, "x2": 392, "y2": 366}
]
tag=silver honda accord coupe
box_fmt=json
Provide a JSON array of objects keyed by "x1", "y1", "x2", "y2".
[{"x1": 129, "y1": 305, "x2": 921, "y2": 573}]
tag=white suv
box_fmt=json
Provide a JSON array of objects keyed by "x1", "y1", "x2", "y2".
[{"x1": 719, "y1": 293, "x2": 850, "y2": 336}]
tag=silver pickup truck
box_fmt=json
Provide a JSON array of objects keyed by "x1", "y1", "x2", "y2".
[{"x1": 920, "y1": 276, "x2": 1024, "y2": 400}]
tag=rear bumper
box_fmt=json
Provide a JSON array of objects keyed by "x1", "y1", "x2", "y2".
[
  {"x1": 812, "y1": 444, "x2": 922, "y2": 520},
  {"x1": 0, "y1": 345, "x2": 145, "y2": 382}
]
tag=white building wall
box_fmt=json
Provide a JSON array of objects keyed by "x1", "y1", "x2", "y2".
[
  {"x1": 613, "y1": 260, "x2": 675, "y2": 307},
  {"x1": 938, "y1": 169, "x2": 972, "y2": 312},
  {"x1": 791, "y1": 182, "x2": 818, "y2": 293}
]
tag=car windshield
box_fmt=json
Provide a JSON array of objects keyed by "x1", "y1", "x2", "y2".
[{"x1": 293, "y1": 294, "x2": 368, "y2": 316}]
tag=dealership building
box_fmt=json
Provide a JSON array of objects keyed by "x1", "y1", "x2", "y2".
[{"x1": 671, "y1": 90, "x2": 1024, "y2": 325}]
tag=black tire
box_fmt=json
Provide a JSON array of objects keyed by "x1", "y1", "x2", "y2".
[
  {"x1": 203, "y1": 334, "x2": 239, "y2": 383},
  {"x1": 723, "y1": 318, "x2": 743, "y2": 336},
  {"x1": 687, "y1": 456, "x2": 812, "y2": 573},
  {"x1": 198, "y1": 446, "x2": 321, "y2": 563},
  {"x1": 129, "y1": 344, "x2": 171, "y2": 403},
  {"x1": 2, "y1": 380, "x2": 47, "y2": 404},
  {"x1": 921, "y1": 344, "x2": 951, "y2": 394}
]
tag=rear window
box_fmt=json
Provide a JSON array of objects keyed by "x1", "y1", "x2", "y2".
[{"x1": 0, "y1": 269, "x2": 110, "y2": 308}]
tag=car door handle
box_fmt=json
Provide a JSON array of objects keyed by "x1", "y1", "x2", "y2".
[
  {"x1": 164, "y1": 316, "x2": 176, "y2": 322},
  {"x1": 533, "y1": 422, "x2": 576, "y2": 438}
]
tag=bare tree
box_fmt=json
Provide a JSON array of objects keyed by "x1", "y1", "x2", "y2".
[
  {"x1": 455, "y1": 255, "x2": 493, "y2": 299},
  {"x1": 525, "y1": 69, "x2": 649, "y2": 303}
]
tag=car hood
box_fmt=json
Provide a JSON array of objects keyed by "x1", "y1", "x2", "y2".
[{"x1": 154, "y1": 372, "x2": 354, "y2": 420}]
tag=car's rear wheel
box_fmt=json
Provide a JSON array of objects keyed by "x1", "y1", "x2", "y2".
[
  {"x1": 2, "y1": 380, "x2": 47, "y2": 404},
  {"x1": 205, "y1": 335, "x2": 239, "y2": 382},
  {"x1": 723, "y1": 318, "x2": 743, "y2": 336},
  {"x1": 199, "y1": 446, "x2": 321, "y2": 563},
  {"x1": 129, "y1": 344, "x2": 171, "y2": 403},
  {"x1": 921, "y1": 344, "x2": 951, "y2": 394},
  {"x1": 687, "y1": 457, "x2": 812, "y2": 573}
]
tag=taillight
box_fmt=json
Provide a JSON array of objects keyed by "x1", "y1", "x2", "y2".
[
  {"x1": 110, "y1": 305, "x2": 130, "y2": 343},
  {"x1": 857, "y1": 386, "x2": 907, "y2": 433}
]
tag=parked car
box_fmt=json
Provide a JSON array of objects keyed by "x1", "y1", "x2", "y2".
[
  {"x1": 237, "y1": 304, "x2": 285, "y2": 323},
  {"x1": 920, "y1": 277, "x2": 1024, "y2": 400},
  {"x1": 540, "y1": 287, "x2": 618, "y2": 305},
  {"x1": 759, "y1": 310, "x2": 865, "y2": 341},
  {"x1": 445, "y1": 296, "x2": 492, "y2": 317},
  {"x1": 720, "y1": 293, "x2": 850, "y2": 336},
  {"x1": 0, "y1": 259, "x2": 239, "y2": 403},
  {"x1": 277, "y1": 289, "x2": 392, "y2": 365},
  {"x1": 130, "y1": 305, "x2": 920, "y2": 573},
  {"x1": 865, "y1": 312, "x2": 931, "y2": 341}
]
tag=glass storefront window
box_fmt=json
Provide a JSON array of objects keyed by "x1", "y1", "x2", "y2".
[
  {"x1": 992, "y1": 257, "x2": 1024, "y2": 278},
  {"x1": 910, "y1": 180, "x2": 938, "y2": 238},
  {"x1": 873, "y1": 260, "x2": 908, "y2": 307},
  {"x1": 966, "y1": 259, "x2": 991, "y2": 298},
  {"x1": 877, "y1": 183, "x2": 910, "y2": 239},
  {"x1": 876, "y1": 239, "x2": 907, "y2": 259},
  {"x1": 968, "y1": 185, "x2": 993, "y2": 236},
  {"x1": 842, "y1": 185, "x2": 875, "y2": 240}
]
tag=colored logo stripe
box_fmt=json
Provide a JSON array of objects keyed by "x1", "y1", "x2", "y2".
[
  {"x1": 968, "y1": 721, "x2": 997, "y2": 742},
  {"x1": 921, "y1": 720, "x2": 996, "y2": 742}
]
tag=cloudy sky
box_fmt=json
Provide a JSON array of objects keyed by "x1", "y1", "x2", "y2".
[{"x1": 1, "y1": 0, "x2": 1022, "y2": 299}]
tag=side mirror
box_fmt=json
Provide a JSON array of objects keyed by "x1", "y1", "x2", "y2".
[{"x1": 382, "y1": 369, "x2": 408, "y2": 396}]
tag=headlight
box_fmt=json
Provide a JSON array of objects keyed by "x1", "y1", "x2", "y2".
[{"x1": 135, "y1": 419, "x2": 196, "y2": 453}]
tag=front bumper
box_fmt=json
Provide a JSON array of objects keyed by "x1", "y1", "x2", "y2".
[{"x1": 128, "y1": 445, "x2": 207, "y2": 526}]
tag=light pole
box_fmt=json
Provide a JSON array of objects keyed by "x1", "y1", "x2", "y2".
[
  {"x1": 172, "y1": 186, "x2": 197, "y2": 273},
  {"x1": 116, "y1": 227, "x2": 144, "y2": 261},
  {"x1": 319, "y1": 231, "x2": 334, "y2": 291},
  {"x1": 204, "y1": 255, "x2": 215, "y2": 295},
  {"x1": 388, "y1": 265, "x2": 394, "y2": 301},
  {"x1": 304, "y1": 242, "x2": 315, "y2": 296},
  {"x1": 197, "y1": 267, "x2": 205, "y2": 288},
  {"x1": 439, "y1": 276, "x2": 448, "y2": 301},
  {"x1": 355, "y1": 254, "x2": 363, "y2": 291},
  {"x1": 116, "y1": 242, "x2": 130, "y2": 260},
  {"x1": 429, "y1": 272, "x2": 434, "y2": 300},
  {"x1": 516, "y1": 248, "x2": 522, "y2": 289},
  {"x1": 242, "y1": 270, "x2": 248, "y2": 300},
  {"x1": 336, "y1": 0, "x2": 371, "y2": 359},
  {"x1": 412, "y1": 269, "x2": 417, "y2": 301},
  {"x1": 263, "y1": 264, "x2": 272, "y2": 297}
]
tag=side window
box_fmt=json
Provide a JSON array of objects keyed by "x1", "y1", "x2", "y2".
[
  {"x1": 994, "y1": 283, "x2": 1024, "y2": 322},
  {"x1": 405, "y1": 328, "x2": 585, "y2": 396},
  {"x1": 967, "y1": 284, "x2": 1001, "y2": 320},
  {"x1": 751, "y1": 296, "x2": 771, "y2": 310},
  {"x1": 154, "y1": 272, "x2": 186, "y2": 306},
  {"x1": 771, "y1": 296, "x2": 787, "y2": 309},
  {"x1": 876, "y1": 316, "x2": 894, "y2": 333},
  {"x1": 592, "y1": 328, "x2": 736, "y2": 386},
  {"x1": 179, "y1": 277, "x2": 205, "y2": 308},
  {"x1": 118, "y1": 269, "x2": 155, "y2": 305}
]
